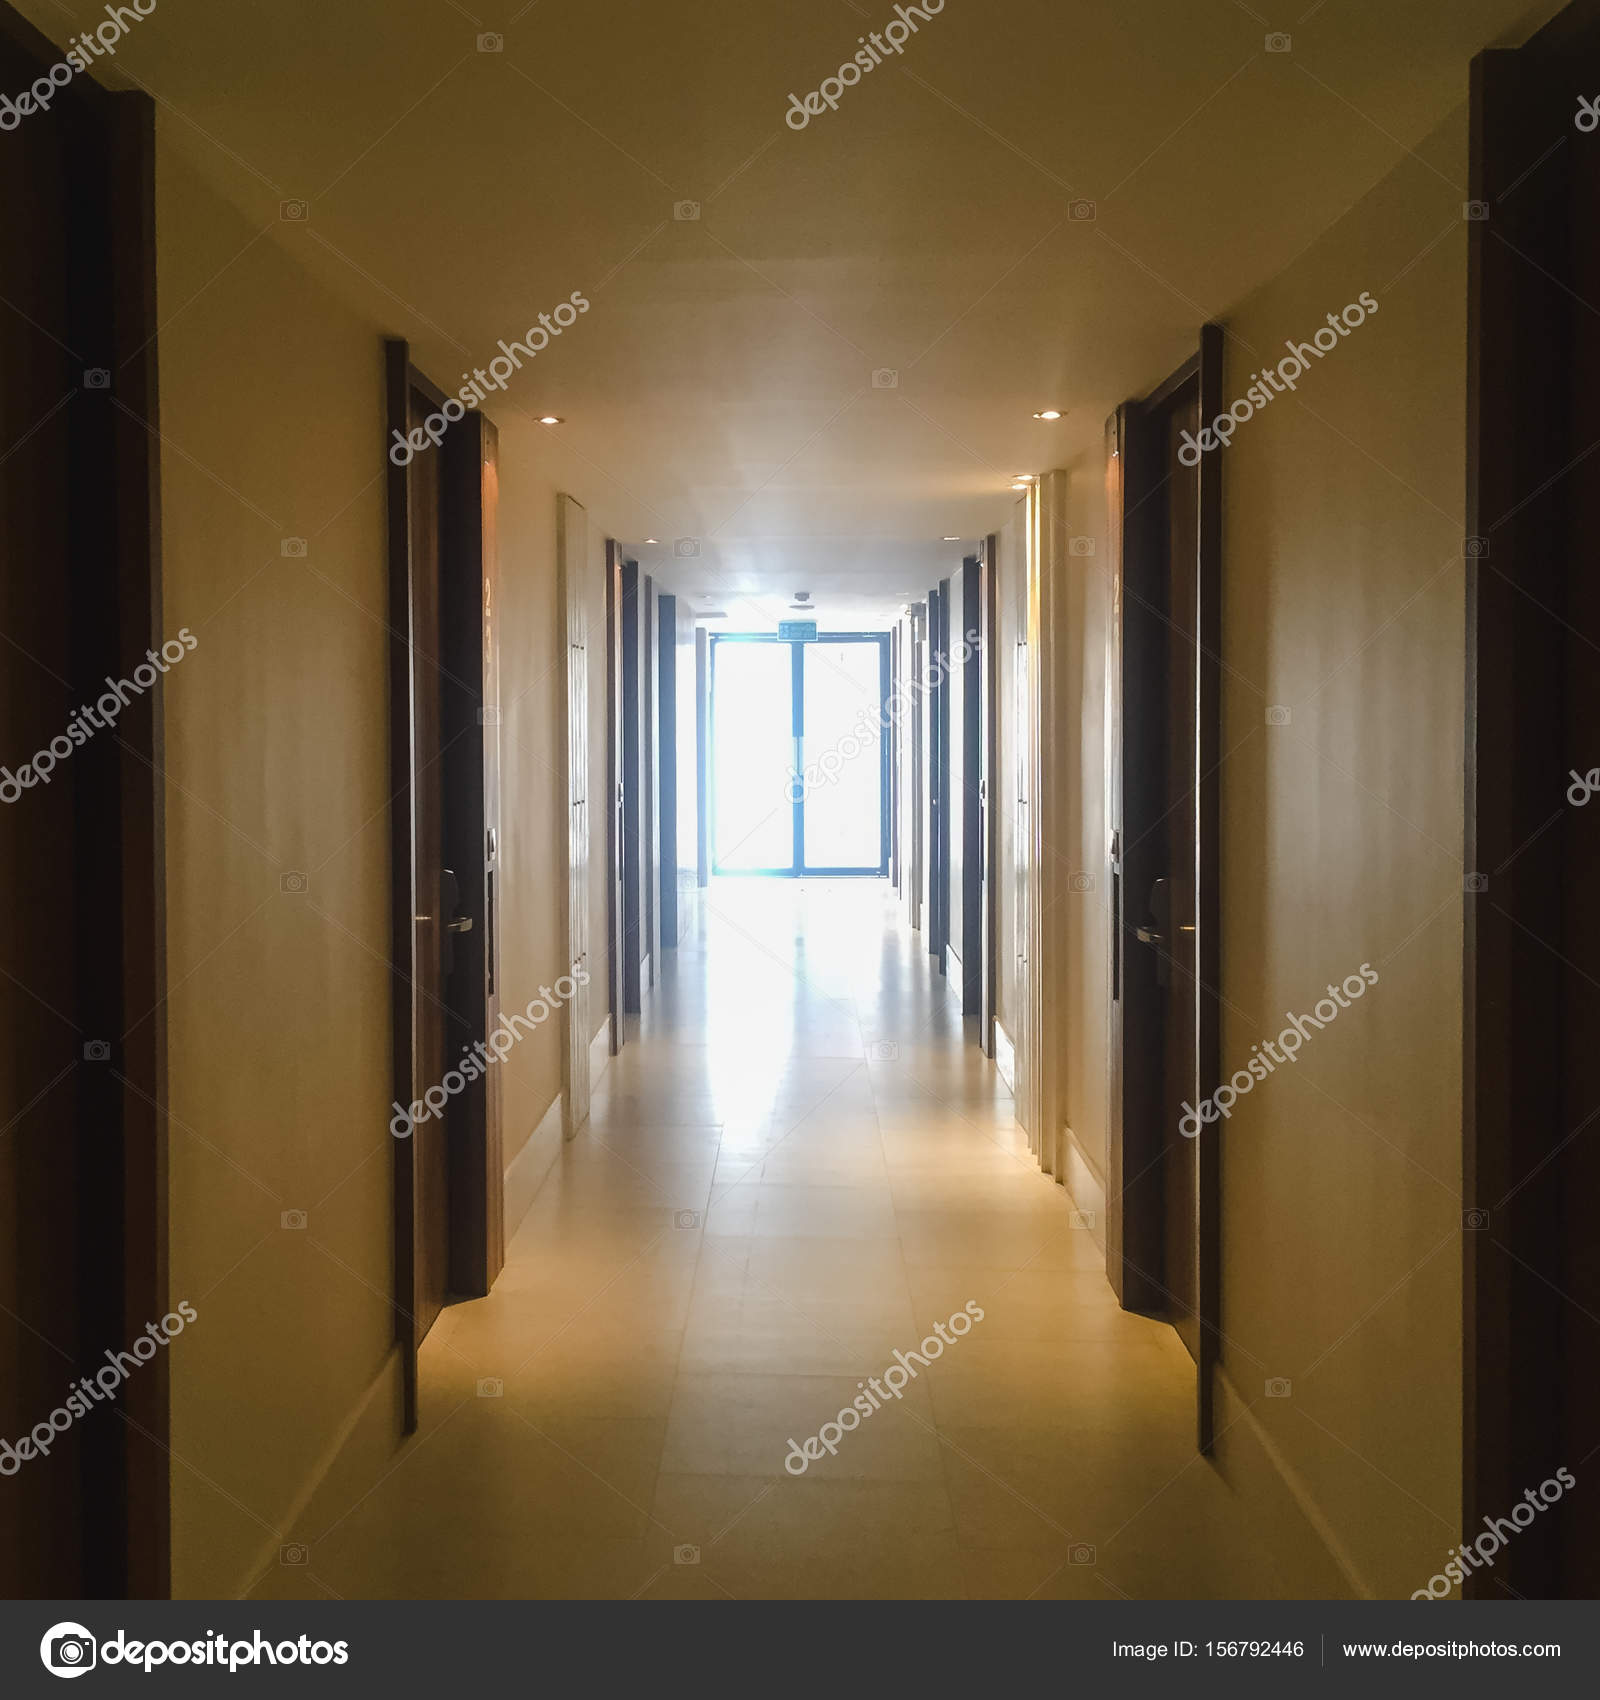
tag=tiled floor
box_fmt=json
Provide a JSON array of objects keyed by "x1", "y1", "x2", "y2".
[{"x1": 258, "y1": 880, "x2": 1283, "y2": 1599}]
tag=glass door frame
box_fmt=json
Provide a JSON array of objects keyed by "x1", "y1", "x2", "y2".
[{"x1": 710, "y1": 631, "x2": 891, "y2": 877}]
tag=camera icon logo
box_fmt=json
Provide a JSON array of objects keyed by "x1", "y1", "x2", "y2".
[
  {"x1": 40, "y1": 1623, "x2": 97, "y2": 1678},
  {"x1": 1069, "y1": 536, "x2": 1096, "y2": 557},
  {"x1": 1070, "y1": 1209, "x2": 1096, "y2": 1230},
  {"x1": 1266, "y1": 705, "x2": 1291, "y2": 726},
  {"x1": 1463, "y1": 536, "x2": 1489, "y2": 558},
  {"x1": 279, "y1": 1543, "x2": 310, "y2": 1565},
  {"x1": 280, "y1": 871, "x2": 308, "y2": 894},
  {"x1": 871, "y1": 368, "x2": 899, "y2": 389},
  {"x1": 1266, "y1": 1377, "x2": 1292, "y2": 1398},
  {"x1": 1068, "y1": 1543, "x2": 1096, "y2": 1566},
  {"x1": 279, "y1": 199, "x2": 310, "y2": 222},
  {"x1": 83, "y1": 368, "x2": 110, "y2": 390},
  {"x1": 1265, "y1": 32, "x2": 1292, "y2": 52},
  {"x1": 1068, "y1": 199, "x2": 1097, "y2": 221},
  {"x1": 674, "y1": 200, "x2": 701, "y2": 221},
  {"x1": 281, "y1": 537, "x2": 308, "y2": 558},
  {"x1": 83, "y1": 1040, "x2": 111, "y2": 1062},
  {"x1": 478, "y1": 705, "x2": 502, "y2": 725},
  {"x1": 674, "y1": 1209, "x2": 701, "y2": 1230},
  {"x1": 1464, "y1": 872, "x2": 1488, "y2": 893},
  {"x1": 281, "y1": 1209, "x2": 308, "y2": 1230},
  {"x1": 1464, "y1": 1207, "x2": 1490, "y2": 1230},
  {"x1": 477, "y1": 32, "x2": 503, "y2": 52},
  {"x1": 868, "y1": 1041, "x2": 899, "y2": 1060},
  {"x1": 1464, "y1": 200, "x2": 1490, "y2": 222},
  {"x1": 674, "y1": 538, "x2": 701, "y2": 558},
  {"x1": 1070, "y1": 872, "x2": 1095, "y2": 893},
  {"x1": 674, "y1": 1543, "x2": 700, "y2": 1565},
  {"x1": 477, "y1": 1377, "x2": 504, "y2": 1397}
]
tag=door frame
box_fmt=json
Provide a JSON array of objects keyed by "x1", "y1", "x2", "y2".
[
  {"x1": 384, "y1": 342, "x2": 503, "y2": 1432},
  {"x1": 979, "y1": 534, "x2": 1001, "y2": 1055},
  {"x1": 928, "y1": 581, "x2": 951, "y2": 962},
  {"x1": 658, "y1": 593, "x2": 678, "y2": 951},
  {"x1": 604, "y1": 540, "x2": 626, "y2": 1052},
  {"x1": 1104, "y1": 327, "x2": 1224, "y2": 1450},
  {"x1": 558, "y1": 494, "x2": 593, "y2": 1138},
  {"x1": 708, "y1": 631, "x2": 892, "y2": 878},
  {"x1": 960, "y1": 556, "x2": 984, "y2": 1018}
]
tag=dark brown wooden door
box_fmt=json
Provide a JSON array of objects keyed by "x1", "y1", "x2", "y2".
[
  {"x1": 1, "y1": 14, "x2": 165, "y2": 1597},
  {"x1": 406, "y1": 383, "x2": 450, "y2": 1344}
]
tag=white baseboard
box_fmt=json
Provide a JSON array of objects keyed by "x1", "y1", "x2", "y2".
[
  {"x1": 231, "y1": 1345, "x2": 404, "y2": 1600},
  {"x1": 993, "y1": 1020, "x2": 1016, "y2": 1092},
  {"x1": 1057, "y1": 1125, "x2": 1107, "y2": 1251},
  {"x1": 504, "y1": 1091, "x2": 564, "y2": 1243},
  {"x1": 1212, "y1": 1366, "x2": 1373, "y2": 1599},
  {"x1": 589, "y1": 1016, "x2": 611, "y2": 1091}
]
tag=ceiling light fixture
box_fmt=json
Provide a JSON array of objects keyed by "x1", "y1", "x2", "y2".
[
  {"x1": 1032, "y1": 409, "x2": 1063, "y2": 421},
  {"x1": 942, "y1": 536, "x2": 959, "y2": 542},
  {"x1": 537, "y1": 415, "x2": 563, "y2": 425}
]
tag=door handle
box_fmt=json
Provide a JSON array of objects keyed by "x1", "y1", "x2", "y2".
[
  {"x1": 1140, "y1": 876, "x2": 1172, "y2": 987},
  {"x1": 445, "y1": 916, "x2": 474, "y2": 934}
]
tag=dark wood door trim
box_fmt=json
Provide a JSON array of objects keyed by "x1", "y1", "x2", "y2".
[
  {"x1": 980, "y1": 535, "x2": 1001, "y2": 1056},
  {"x1": 658, "y1": 594, "x2": 679, "y2": 951},
  {"x1": 604, "y1": 541, "x2": 626, "y2": 1050},
  {"x1": 961, "y1": 558, "x2": 984, "y2": 1018},
  {"x1": 621, "y1": 559, "x2": 642, "y2": 1014}
]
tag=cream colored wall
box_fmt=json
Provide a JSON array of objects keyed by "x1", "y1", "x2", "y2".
[
  {"x1": 495, "y1": 442, "x2": 577, "y2": 1168},
  {"x1": 1039, "y1": 465, "x2": 1112, "y2": 1193},
  {"x1": 156, "y1": 130, "x2": 593, "y2": 1597},
  {"x1": 993, "y1": 502, "x2": 1027, "y2": 1045},
  {"x1": 157, "y1": 137, "x2": 396, "y2": 1599},
  {"x1": 1212, "y1": 108, "x2": 1467, "y2": 1597}
]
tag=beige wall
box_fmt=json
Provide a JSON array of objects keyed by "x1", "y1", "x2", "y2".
[
  {"x1": 156, "y1": 130, "x2": 595, "y2": 1597},
  {"x1": 1040, "y1": 466, "x2": 1113, "y2": 1195},
  {"x1": 1211, "y1": 107, "x2": 1467, "y2": 1598},
  {"x1": 993, "y1": 501, "x2": 1027, "y2": 1047},
  {"x1": 494, "y1": 439, "x2": 577, "y2": 1170}
]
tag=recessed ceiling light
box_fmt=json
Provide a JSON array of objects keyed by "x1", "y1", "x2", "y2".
[
  {"x1": 645, "y1": 538, "x2": 658, "y2": 544},
  {"x1": 1033, "y1": 409, "x2": 1064, "y2": 421},
  {"x1": 1011, "y1": 481, "x2": 1031, "y2": 490},
  {"x1": 942, "y1": 536, "x2": 959, "y2": 542},
  {"x1": 1013, "y1": 473, "x2": 1037, "y2": 482},
  {"x1": 538, "y1": 415, "x2": 563, "y2": 425}
]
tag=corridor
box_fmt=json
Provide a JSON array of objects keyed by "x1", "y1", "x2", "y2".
[{"x1": 254, "y1": 882, "x2": 1282, "y2": 1601}]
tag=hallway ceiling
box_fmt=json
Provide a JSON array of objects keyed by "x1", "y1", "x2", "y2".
[{"x1": 26, "y1": 0, "x2": 1557, "y2": 626}]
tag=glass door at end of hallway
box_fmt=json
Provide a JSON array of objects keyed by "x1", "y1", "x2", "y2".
[{"x1": 710, "y1": 632, "x2": 890, "y2": 877}]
